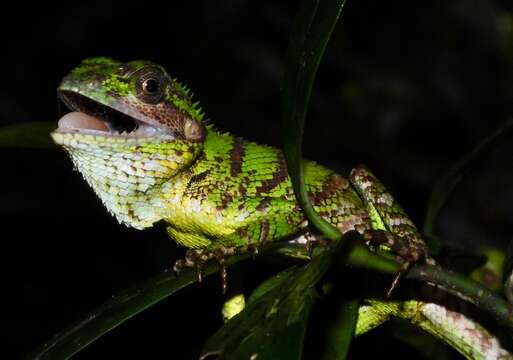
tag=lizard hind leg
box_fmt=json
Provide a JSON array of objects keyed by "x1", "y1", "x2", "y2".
[
  {"x1": 362, "y1": 229, "x2": 419, "y2": 298},
  {"x1": 362, "y1": 229, "x2": 425, "y2": 264},
  {"x1": 350, "y1": 165, "x2": 428, "y2": 264}
]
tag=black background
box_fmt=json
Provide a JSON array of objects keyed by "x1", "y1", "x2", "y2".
[{"x1": 3, "y1": 0, "x2": 513, "y2": 358}]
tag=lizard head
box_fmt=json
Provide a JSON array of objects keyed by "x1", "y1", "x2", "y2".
[{"x1": 51, "y1": 57, "x2": 206, "y2": 229}]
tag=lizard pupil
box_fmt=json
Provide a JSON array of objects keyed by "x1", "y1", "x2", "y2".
[{"x1": 143, "y1": 78, "x2": 159, "y2": 94}]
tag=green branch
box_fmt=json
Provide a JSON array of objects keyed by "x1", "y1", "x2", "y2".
[
  {"x1": 282, "y1": 0, "x2": 346, "y2": 241},
  {"x1": 277, "y1": 235, "x2": 513, "y2": 329},
  {"x1": 28, "y1": 235, "x2": 512, "y2": 360},
  {"x1": 407, "y1": 264, "x2": 513, "y2": 328}
]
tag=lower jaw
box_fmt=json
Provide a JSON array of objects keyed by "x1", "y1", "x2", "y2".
[
  {"x1": 50, "y1": 130, "x2": 157, "y2": 147},
  {"x1": 56, "y1": 111, "x2": 168, "y2": 140}
]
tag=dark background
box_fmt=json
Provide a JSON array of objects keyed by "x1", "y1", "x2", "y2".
[{"x1": 2, "y1": 0, "x2": 513, "y2": 358}]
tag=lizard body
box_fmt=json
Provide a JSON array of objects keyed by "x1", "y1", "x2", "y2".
[
  {"x1": 49, "y1": 58, "x2": 513, "y2": 360},
  {"x1": 51, "y1": 57, "x2": 426, "y2": 263}
]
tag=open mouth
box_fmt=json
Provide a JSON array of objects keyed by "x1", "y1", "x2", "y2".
[{"x1": 56, "y1": 91, "x2": 165, "y2": 138}]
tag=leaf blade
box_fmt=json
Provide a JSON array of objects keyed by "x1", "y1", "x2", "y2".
[
  {"x1": 0, "y1": 122, "x2": 55, "y2": 148},
  {"x1": 201, "y1": 250, "x2": 333, "y2": 360},
  {"x1": 26, "y1": 255, "x2": 250, "y2": 360},
  {"x1": 282, "y1": 0, "x2": 347, "y2": 241},
  {"x1": 423, "y1": 118, "x2": 513, "y2": 244},
  {"x1": 321, "y1": 298, "x2": 359, "y2": 360}
]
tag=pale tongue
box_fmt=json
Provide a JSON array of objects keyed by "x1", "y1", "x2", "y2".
[{"x1": 58, "y1": 111, "x2": 109, "y2": 131}]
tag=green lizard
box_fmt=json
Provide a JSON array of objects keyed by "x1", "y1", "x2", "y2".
[
  {"x1": 51, "y1": 57, "x2": 427, "y2": 272},
  {"x1": 50, "y1": 58, "x2": 513, "y2": 359}
]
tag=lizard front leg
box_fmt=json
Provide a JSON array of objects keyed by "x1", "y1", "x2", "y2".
[
  {"x1": 168, "y1": 226, "x2": 242, "y2": 292},
  {"x1": 169, "y1": 218, "x2": 287, "y2": 292},
  {"x1": 172, "y1": 245, "x2": 244, "y2": 293}
]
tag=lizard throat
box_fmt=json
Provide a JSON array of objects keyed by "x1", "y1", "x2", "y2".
[
  {"x1": 51, "y1": 90, "x2": 206, "y2": 229},
  {"x1": 55, "y1": 91, "x2": 174, "y2": 139}
]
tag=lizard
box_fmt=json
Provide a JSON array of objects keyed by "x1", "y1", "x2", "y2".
[
  {"x1": 48, "y1": 58, "x2": 513, "y2": 359},
  {"x1": 50, "y1": 57, "x2": 427, "y2": 281}
]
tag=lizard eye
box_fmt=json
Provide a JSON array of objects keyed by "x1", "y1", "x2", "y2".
[
  {"x1": 134, "y1": 67, "x2": 165, "y2": 104},
  {"x1": 143, "y1": 78, "x2": 159, "y2": 94}
]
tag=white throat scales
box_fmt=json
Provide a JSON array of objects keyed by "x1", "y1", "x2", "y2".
[{"x1": 52, "y1": 129, "x2": 201, "y2": 229}]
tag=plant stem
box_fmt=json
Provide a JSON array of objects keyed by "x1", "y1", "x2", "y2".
[
  {"x1": 407, "y1": 264, "x2": 513, "y2": 328},
  {"x1": 272, "y1": 237, "x2": 513, "y2": 329}
]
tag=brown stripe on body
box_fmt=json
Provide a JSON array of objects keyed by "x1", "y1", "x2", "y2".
[
  {"x1": 217, "y1": 193, "x2": 234, "y2": 211},
  {"x1": 186, "y1": 169, "x2": 211, "y2": 188},
  {"x1": 310, "y1": 174, "x2": 350, "y2": 205},
  {"x1": 230, "y1": 137, "x2": 245, "y2": 177},
  {"x1": 256, "y1": 197, "x2": 271, "y2": 212},
  {"x1": 238, "y1": 183, "x2": 247, "y2": 197},
  {"x1": 184, "y1": 169, "x2": 211, "y2": 200},
  {"x1": 256, "y1": 152, "x2": 288, "y2": 194},
  {"x1": 259, "y1": 220, "x2": 270, "y2": 243}
]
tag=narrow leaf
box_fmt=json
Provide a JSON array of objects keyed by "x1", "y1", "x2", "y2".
[
  {"x1": 423, "y1": 118, "x2": 513, "y2": 243},
  {"x1": 0, "y1": 122, "x2": 55, "y2": 148},
  {"x1": 26, "y1": 254, "x2": 250, "y2": 360},
  {"x1": 282, "y1": 0, "x2": 347, "y2": 241},
  {"x1": 392, "y1": 321, "x2": 453, "y2": 360},
  {"x1": 25, "y1": 236, "x2": 398, "y2": 360},
  {"x1": 247, "y1": 266, "x2": 299, "y2": 304},
  {"x1": 201, "y1": 248, "x2": 335, "y2": 360},
  {"x1": 469, "y1": 248, "x2": 504, "y2": 292},
  {"x1": 321, "y1": 298, "x2": 359, "y2": 360},
  {"x1": 502, "y1": 240, "x2": 513, "y2": 304}
]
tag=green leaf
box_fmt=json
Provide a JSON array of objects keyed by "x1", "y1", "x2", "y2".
[
  {"x1": 392, "y1": 320, "x2": 454, "y2": 360},
  {"x1": 470, "y1": 248, "x2": 504, "y2": 292},
  {"x1": 282, "y1": 0, "x2": 347, "y2": 241},
  {"x1": 436, "y1": 244, "x2": 487, "y2": 274},
  {"x1": 26, "y1": 255, "x2": 250, "y2": 360},
  {"x1": 321, "y1": 298, "x2": 359, "y2": 360},
  {"x1": 423, "y1": 118, "x2": 513, "y2": 247},
  {"x1": 25, "y1": 234, "x2": 398, "y2": 360},
  {"x1": 503, "y1": 240, "x2": 513, "y2": 303},
  {"x1": 0, "y1": 122, "x2": 55, "y2": 148},
  {"x1": 503, "y1": 240, "x2": 513, "y2": 281},
  {"x1": 247, "y1": 266, "x2": 299, "y2": 304},
  {"x1": 201, "y1": 248, "x2": 335, "y2": 360}
]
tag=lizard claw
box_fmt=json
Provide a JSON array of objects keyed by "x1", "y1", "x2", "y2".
[
  {"x1": 196, "y1": 265, "x2": 203, "y2": 283},
  {"x1": 386, "y1": 261, "x2": 410, "y2": 299},
  {"x1": 173, "y1": 248, "x2": 236, "y2": 293}
]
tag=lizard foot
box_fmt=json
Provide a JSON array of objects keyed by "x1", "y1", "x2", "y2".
[
  {"x1": 363, "y1": 229, "x2": 428, "y2": 297},
  {"x1": 288, "y1": 231, "x2": 329, "y2": 258},
  {"x1": 363, "y1": 229, "x2": 427, "y2": 263},
  {"x1": 173, "y1": 246, "x2": 249, "y2": 293},
  {"x1": 304, "y1": 231, "x2": 329, "y2": 258}
]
